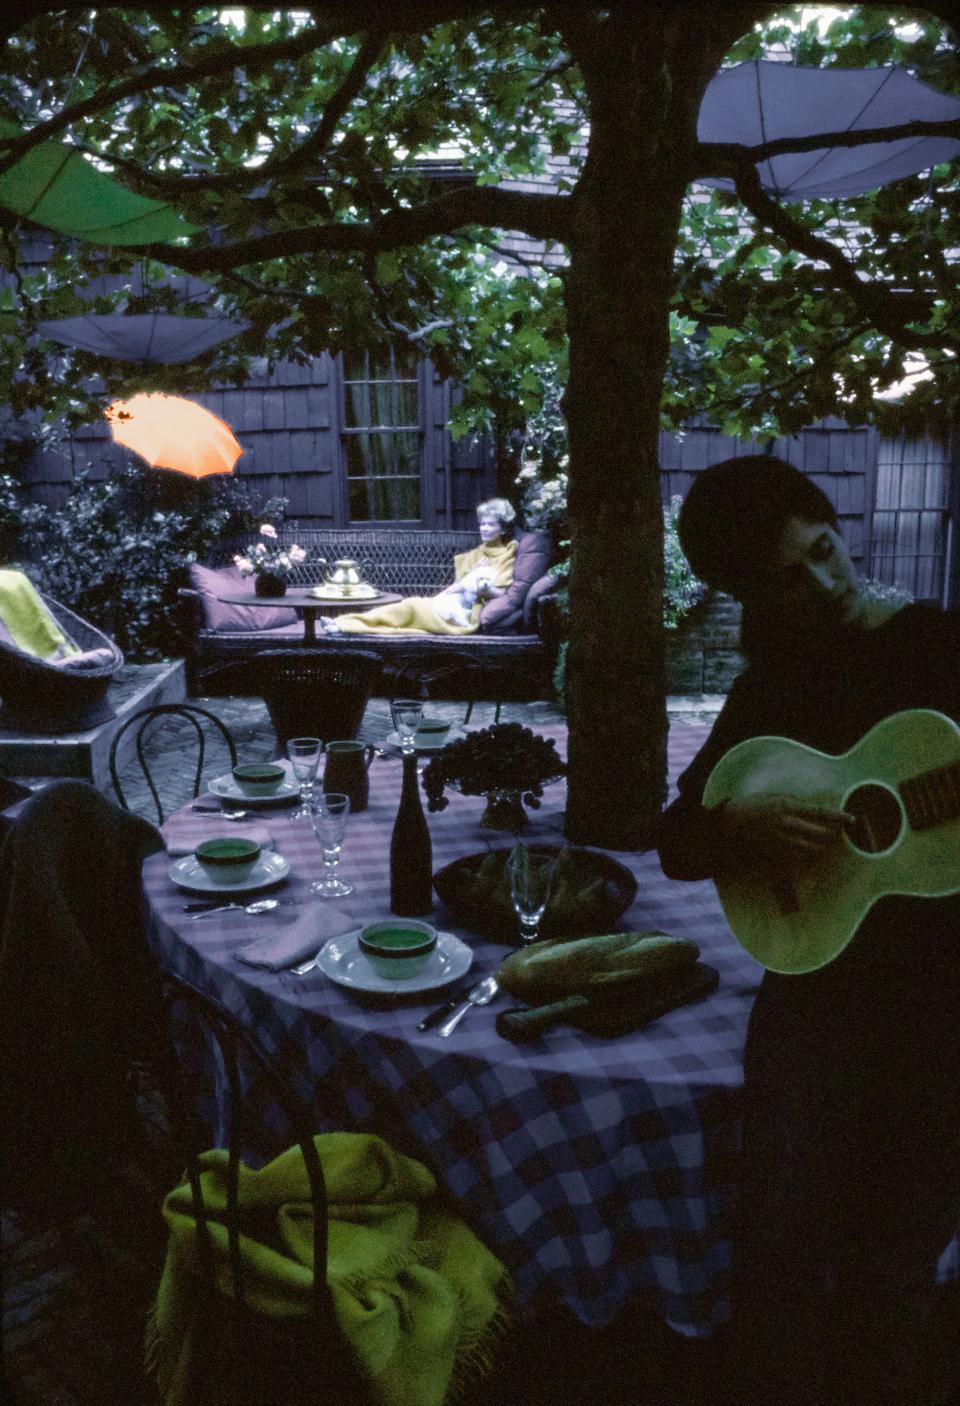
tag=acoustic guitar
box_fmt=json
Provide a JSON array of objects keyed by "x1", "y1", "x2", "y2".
[{"x1": 702, "y1": 708, "x2": 960, "y2": 974}]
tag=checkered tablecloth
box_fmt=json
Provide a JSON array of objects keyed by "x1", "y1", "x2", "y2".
[{"x1": 144, "y1": 723, "x2": 763, "y2": 1336}]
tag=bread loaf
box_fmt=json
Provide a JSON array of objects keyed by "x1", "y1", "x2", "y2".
[{"x1": 497, "y1": 930, "x2": 699, "y2": 1004}]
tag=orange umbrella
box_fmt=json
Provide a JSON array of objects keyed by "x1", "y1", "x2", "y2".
[{"x1": 104, "y1": 392, "x2": 244, "y2": 478}]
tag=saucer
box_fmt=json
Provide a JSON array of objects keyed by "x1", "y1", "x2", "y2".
[
  {"x1": 308, "y1": 583, "x2": 379, "y2": 601},
  {"x1": 169, "y1": 850, "x2": 291, "y2": 894},
  {"x1": 210, "y1": 773, "x2": 301, "y2": 807},
  {"x1": 385, "y1": 727, "x2": 464, "y2": 753},
  {"x1": 317, "y1": 930, "x2": 472, "y2": 994}
]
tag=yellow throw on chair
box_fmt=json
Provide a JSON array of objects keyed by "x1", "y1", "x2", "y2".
[
  {"x1": 147, "y1": 1131, "x2": 514, "y2": 1406},
  {"x1": 0, "y1": 569, "x2": 78, "y2": 659}
]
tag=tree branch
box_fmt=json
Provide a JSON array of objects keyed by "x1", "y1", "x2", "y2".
[
  {"x1": 146, "y1": 184, "x2": 573, "y2": 271},
  {"x1": 361, "y1": 249, "x2": 454, "y2": 346},
  {"x1": 694, "y1": 117, "x2": 960, "y2": 181},
  {"x1": 0, "y1": 24, "x2": 338, "y2": 173},
  {"x1": 72, "y1": 30, "x2": 388, "y2": 199},
  {"x1": 733, "y1": 166, "x2": 955, "y2": 350}
]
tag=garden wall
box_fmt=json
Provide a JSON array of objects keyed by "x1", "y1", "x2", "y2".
[{"x1": 665, "y1": 592, "x2": 743, "y2": 696}]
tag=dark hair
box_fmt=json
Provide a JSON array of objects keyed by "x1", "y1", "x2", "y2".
[{"x1": 677, "y1": 455, "x2": 837, "y2": 600}]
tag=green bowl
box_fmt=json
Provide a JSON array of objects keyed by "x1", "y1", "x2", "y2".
[
  {"x1": 416, "y1": 719, "x2": 451, "y2": 737},
  {"x1": 232, "y1": 763, "x2": 285, "y2": 797},
  {"x1": 358, "y1": 920, "x2": 438, "y2": 980},
  {"x1": 194, "y1": 836, "x2": 262, "y2": 885}
]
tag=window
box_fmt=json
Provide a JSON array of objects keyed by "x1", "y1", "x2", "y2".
[
  {"x1": 870, "y1": 437, "x2": 950, "y2": 603},
  {"x1": 341, "y1": 347, "x2": 421, "y2": 521}
]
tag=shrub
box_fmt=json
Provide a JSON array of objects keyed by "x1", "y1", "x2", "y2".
[
  {"x1": 10, "y1": 470, "x2": 283, "y2": 661},
  {"x1": 540, "y1": 491, "x2": 706, "y2": 705}
]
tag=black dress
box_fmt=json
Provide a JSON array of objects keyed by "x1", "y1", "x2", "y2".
[{"x1": 657, "y1": 604, "x2": 960, "y2": 1404}]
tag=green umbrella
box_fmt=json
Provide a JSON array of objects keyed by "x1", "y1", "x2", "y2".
[{"x1": 0, "y1": 117, "x2": 200, "y2": 245}]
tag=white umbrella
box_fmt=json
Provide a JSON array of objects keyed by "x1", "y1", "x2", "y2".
[
  {"x1": 37, "y1": 313, "x2": 249, "y2": 364},
  {"x1": 699, "y1": 61, "x2": 960, "y2": 201}
]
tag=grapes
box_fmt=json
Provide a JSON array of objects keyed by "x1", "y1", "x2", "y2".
[{"x1": 422, "y1": 723, "x2": 566, "y2": 813}]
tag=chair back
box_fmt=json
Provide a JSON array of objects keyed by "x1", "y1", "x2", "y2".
[
  {"x1": 157, "y1": 973, "x2": 370, "y2": 1405},
  {"x1": 109, "y1": 703, "x2": 238, "y2": 823},
  {"x1": 255, "y1": 649, "x2": 380, "y2": 755}
]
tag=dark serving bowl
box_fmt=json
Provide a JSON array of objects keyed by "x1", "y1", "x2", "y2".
[{"x1": 433, "y1": 844, "x2": 638, "y2": 942}]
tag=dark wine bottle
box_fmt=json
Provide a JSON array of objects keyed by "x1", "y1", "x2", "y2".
[{"x1": 390, "y1": 751, "x2": 434, "y2": 916}]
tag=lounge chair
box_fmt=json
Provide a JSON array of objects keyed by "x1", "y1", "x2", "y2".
[{"x1": 0, "y1": 592, "x2": 124, "y2": 729}]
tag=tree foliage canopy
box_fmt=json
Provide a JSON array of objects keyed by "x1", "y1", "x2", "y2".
[{"x1": 0, "y1": 3, "x2": 958, "y2": 445}]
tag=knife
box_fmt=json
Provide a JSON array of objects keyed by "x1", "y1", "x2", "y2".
[
  {"x1": 182, "y1": 898, "x2": 291, "y2": 913},
  {"x1": 416, "y1": 984, "x2": 474, "y2": 1032}
]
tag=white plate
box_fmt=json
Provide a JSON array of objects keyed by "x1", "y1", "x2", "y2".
[
  {"x1": 317, "y1": 929, "x2": 473, "y2": 995},
  {"x1": 169, "y1": 850, "x2": 291, "y2": 894},
  {"x1": 210, "y1": 773, "x2": 301, "y2": 807},
  {"x1": 385, "y1": 727, "x2": 464, "y2": 753}
]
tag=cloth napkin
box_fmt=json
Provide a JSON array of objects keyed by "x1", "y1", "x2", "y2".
[
  {"x1": 162, "y1": 821, "x2": 275, "y2": 857},
  {"x1": 236, "y1": 902, "x2": 357, "y2": 971}
]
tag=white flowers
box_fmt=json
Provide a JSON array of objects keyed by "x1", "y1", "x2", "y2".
[
  {"x1": 515, "y1": 459, "x2": 569, "y2": 531},
  {"x1": 233, "y1": 525, "x2": 307, "y2": 579}
]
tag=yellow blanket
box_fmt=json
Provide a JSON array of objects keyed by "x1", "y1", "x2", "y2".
[
  {"x1": 147, "y1": 1132, "x2": 513, "y2": 1406},
  {"x1": 333, "y1": 538, "x2": 517, "y2": 636},
  {"x1": 0, "y1": 569, "x2": 77, "y2": 659}
]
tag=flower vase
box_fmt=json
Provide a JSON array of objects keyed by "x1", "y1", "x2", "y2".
[
  {"x1": 480, "y1": 790, "x2": 528, "y2": 833},
  {"x1": 255, "y1": 571, "x2": 288, "y2": 598}
]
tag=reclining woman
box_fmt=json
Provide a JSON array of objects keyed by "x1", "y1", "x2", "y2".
[{"x1": 320, "y1": 498, "x2": 518, "y2": 636}]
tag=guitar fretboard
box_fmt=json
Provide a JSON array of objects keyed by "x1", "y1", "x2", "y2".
[{"x1": 899, "y1": 760, "x2": 960, "y2": 831}]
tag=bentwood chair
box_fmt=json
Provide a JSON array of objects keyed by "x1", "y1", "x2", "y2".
[
  {"x1": 154, "y1": 973, "x2": 372, "y2": 1406},
  {"x1": 109, "y1": 703, "x2": 238, "y2": 824}
]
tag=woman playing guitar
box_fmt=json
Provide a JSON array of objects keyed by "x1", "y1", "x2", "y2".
[{"x1": 656, "y1": 455, "x2": 960, "y2": 1406}]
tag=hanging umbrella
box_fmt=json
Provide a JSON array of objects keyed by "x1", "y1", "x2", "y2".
[
  {"x1": 698, "y1": 61, "x2": 960, "y2": 201},
  {"x1": 105, "y1": 392, "x2": 243, "y2": 478},
  {"x1": 0, "y1": 116, "x2": 200, "y2": 244},
  {"x1": 36, "y1": 312, "x2": 249, "y2": 364}
]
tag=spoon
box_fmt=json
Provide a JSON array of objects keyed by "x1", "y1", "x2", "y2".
[
  {"x1": 436, "y1": 976, "x2": 500, "y2": 1037},
  {"x1": 185, "y1": 897, "x2": 287, "y2": 919}
]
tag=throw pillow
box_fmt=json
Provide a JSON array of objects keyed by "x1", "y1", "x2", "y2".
[
  {"x1": 188, "y1": 563, "x2": 298, "y2": 632},
  {"x1": 479, "y1": 530, "x2": 552, "y2": 634},
  {"x1": 523, "y1": 569, "x2": 561, "y2": 631}
]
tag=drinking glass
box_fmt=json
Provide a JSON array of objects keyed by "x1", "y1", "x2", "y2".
[
  {"x1": 287, "y1": 737, "x2": 322, "y2": 819},
  {"x1": 391, "y1": 698, "x2": 423, "y2": 754},
  {"x1": 310, "y1": 792, "x2": 353, "y2": 896},
  {"x1": 507, "y1": 846, "x2": 557, "y2": 945}
]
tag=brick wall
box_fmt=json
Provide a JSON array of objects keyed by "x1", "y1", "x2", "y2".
[{"x1": 665, "y1": 591, "x2": 743, "y2": 695}]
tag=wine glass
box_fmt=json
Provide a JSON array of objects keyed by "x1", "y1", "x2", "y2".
[
  {"x1": 310, "y1": 792, "x2": 353, "y2": 896},
  {"x1": 287, "y1": 737, "x2": 322, "y2": 820},
  {"x1": 507, "y1": 845, "x2": 557, "y2": 945},
  {"x1": 391, "y1": 698, "x2": 423, "y2": 754}
]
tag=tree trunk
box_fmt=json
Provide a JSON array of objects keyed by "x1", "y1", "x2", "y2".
[
  {"x1": 562, "y1": 208, "x2": 682, "y2": 850},
  {"x1": 560, "y1": 9, "x2": 745, "y2": 849}
]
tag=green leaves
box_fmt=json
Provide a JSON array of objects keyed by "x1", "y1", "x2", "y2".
[{"x1": 0, "y1": 6, "x2": 958, "y2": 449}]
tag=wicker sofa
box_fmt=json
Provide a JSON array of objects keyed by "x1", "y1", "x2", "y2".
[{"x1": 171, "y1": 527, "x2": 561, "y2": 703}]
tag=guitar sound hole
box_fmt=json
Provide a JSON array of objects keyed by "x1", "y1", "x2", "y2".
[{"x1": 844, "y1": 783, "x2": 903, "y2": 854}]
